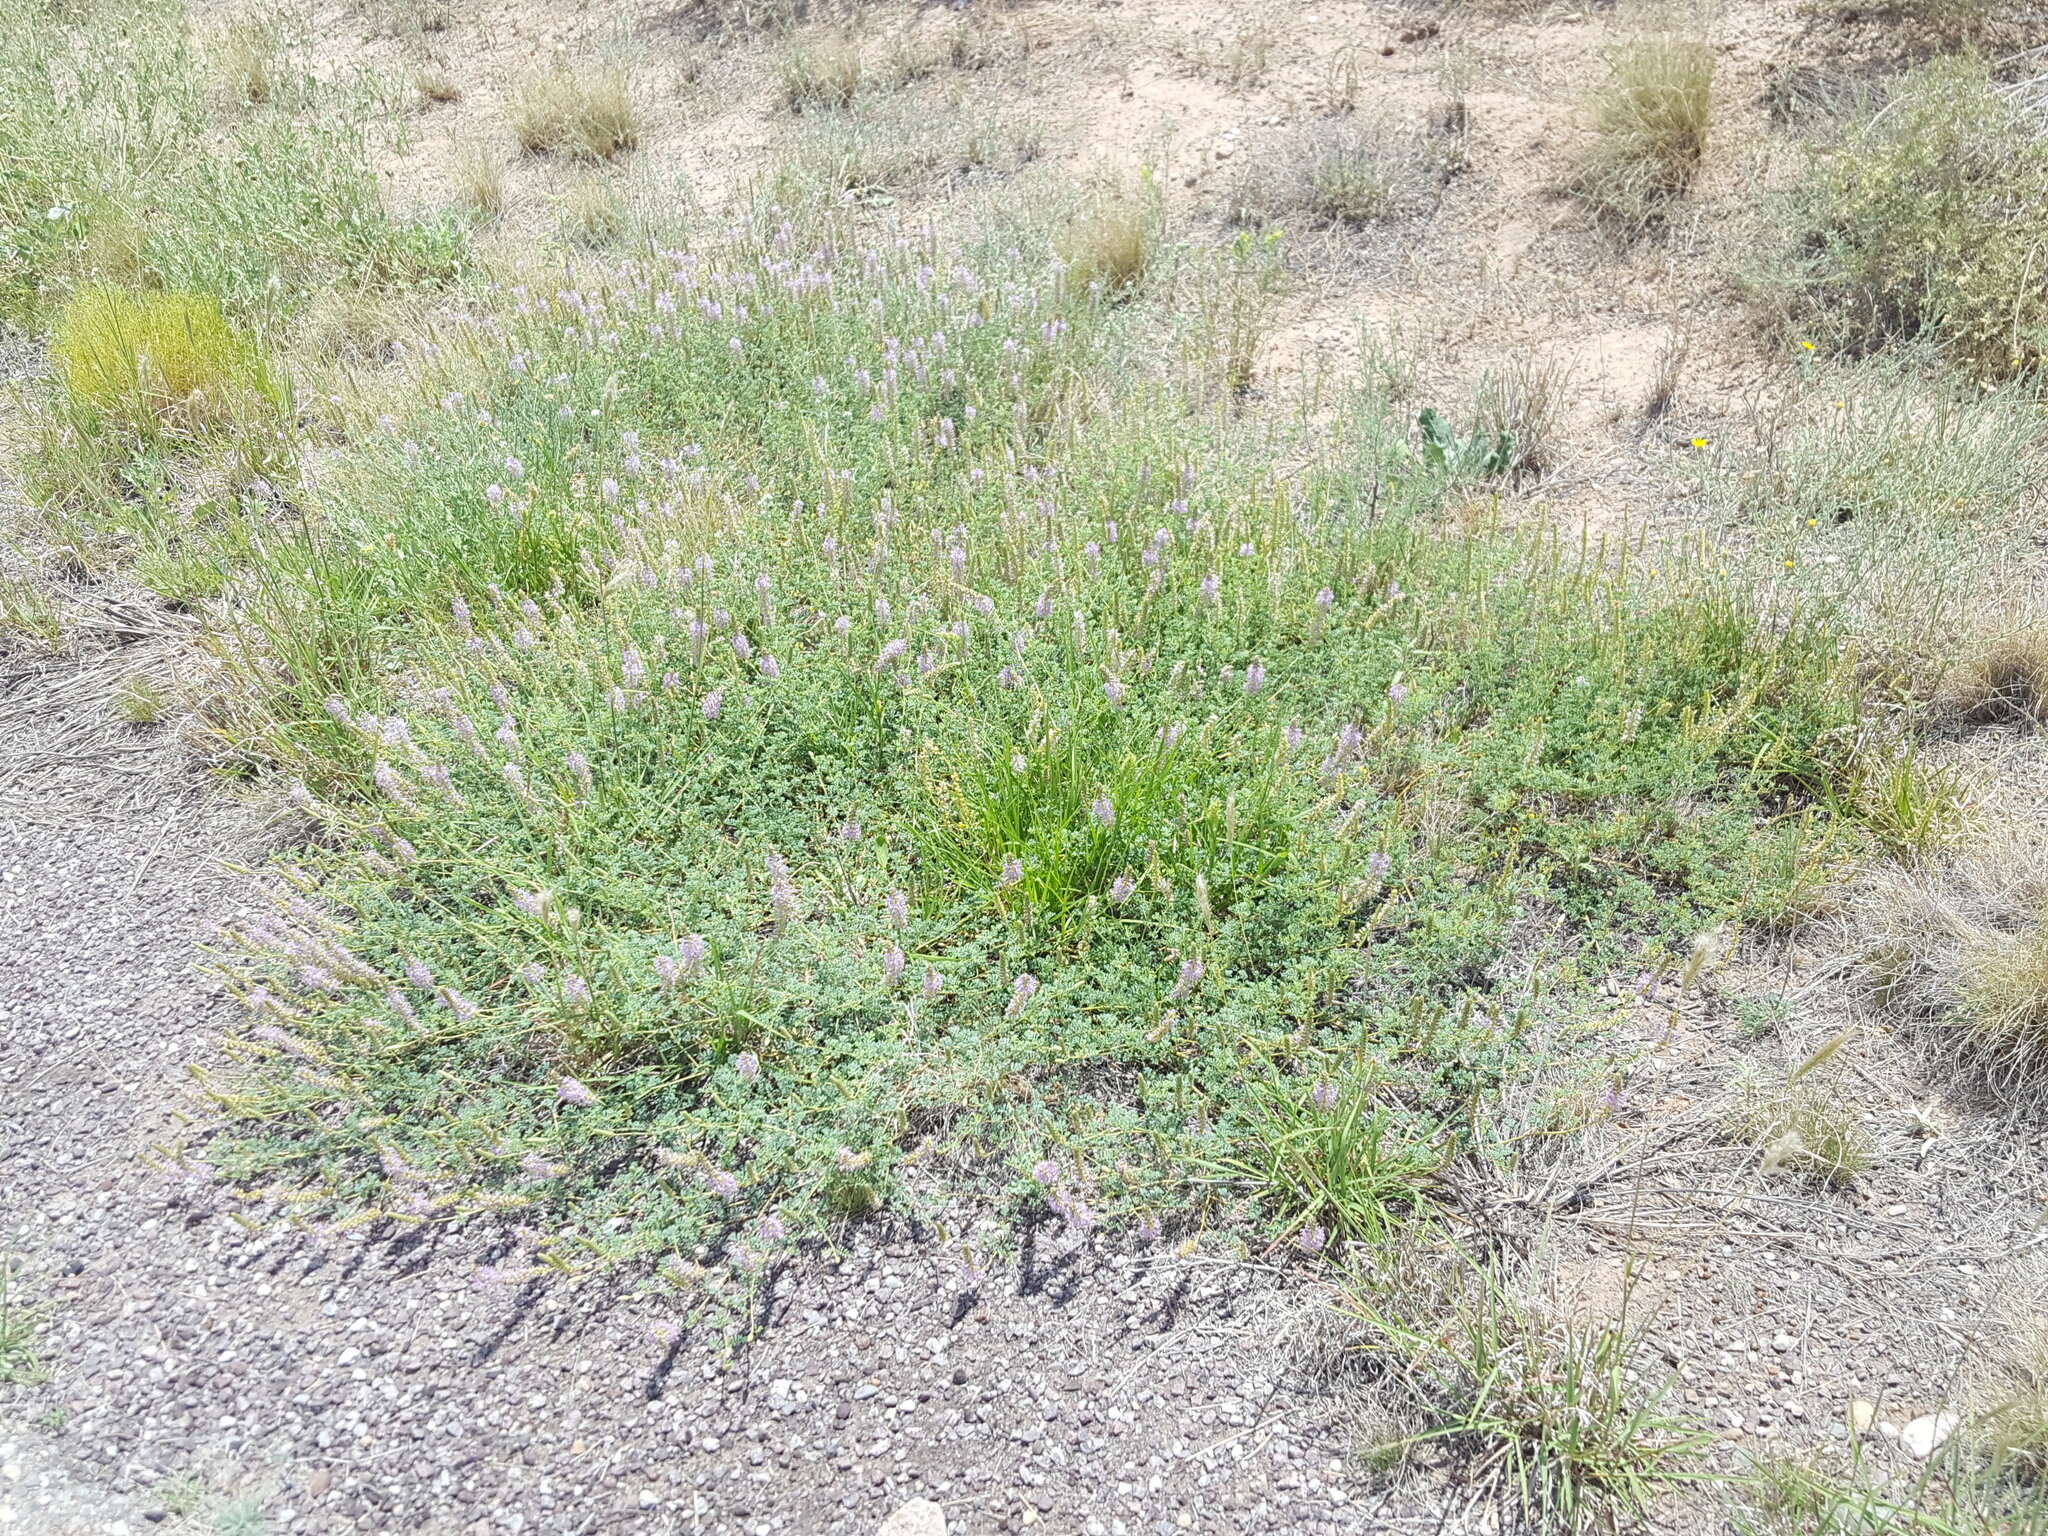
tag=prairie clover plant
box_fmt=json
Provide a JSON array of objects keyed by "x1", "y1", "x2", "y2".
[{"x1": 200, "y1": 211, "x2": 1866, "y2": 1288}]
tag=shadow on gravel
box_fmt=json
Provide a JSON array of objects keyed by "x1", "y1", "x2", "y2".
[
  {"x1": 1014, "y1": 1214, "x2": 1083, "y2": 1306},
  {"x1": 472, "y1": 1278, "x2": 547, "y2": 1366}
]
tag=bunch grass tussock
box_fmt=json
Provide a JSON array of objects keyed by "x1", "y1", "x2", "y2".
[
  {"x1": 1342, "y1": 1241, "x2": 1709, "y2": 1531},
  {"x1": 1058, "y1": 181, "x2": 1159, "y2": 296},
  {"x1": 1229, "y1": 117, "x2": 1463, "y2": 231},
  {"x1": 1845, "y1": 840, "x2": 2048, "y2": 1090},
  {"x1": 1574, "y1": 34, "x2": 1713, "y2": 230},
  {"x1": 453, "y1": 142, "x2": 506, "y2": 219},
  {"x1": 1966, "y1": 1270, "x2": 2048, "y2": 1483},
  {"x1": 51, "y1": 287, "x2": 276, "y2": 438},
  {"x1": 1724, "y1": 1037, "x2": 1877, "y2": 1187},
  {"x1": 510, "y1": 64, "x2": 639, "y2": 160},
  {"x1": 213, "y1": 20, "x2": 282, "y2": 107},
  {"x1": 780, "y1": 34, "x2": 863, "y2": 110},
  {"x1": 1948, "y1": 622, "x2": 2048, "y2": 728}
]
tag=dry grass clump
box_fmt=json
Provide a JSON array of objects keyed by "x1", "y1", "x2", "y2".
[
  {"x1": 411, "y1": 61, "x2": 461, "y2": 104},
  {"x1": 1847, "y1": 843, "x2": 2048, "y2": 1089},
  {"x1": 1059, "y1": 185, "x2": 1157, "y2": 296},
  {"x1": 297, "y1": 286, "x2": 418, "y2": 366},
  {"x1": 1303, "y1": 129, "x2": 1412, "y2": 226},
  {"x1": 1231, "y1": 116, "x2": 1464, "y2": 231},
  {"x1": 1950, "y1": 625, "x2": 2048, "y2": 727},
  {"x1": 1471, "y1": 356, "x2": 1566, "y2": 482},
  {"x1": 1214, "y1": 26, "x2": 1276, "y2": 89},
  {"x1": 1725, "y1": 1056, "x2": 1876, "y2": 1187},
  {"x1": 509, "y1": 65, "x2": 638, "y2": 160},
  {"x1": 559, "y1": 178, "x2": 627, "y2": 246},
  {"x1": 1574, "y1": 35, "x2": 1713, "y2": 230},
  {"x1": 781, "y1": 36, "x2": 863, "y2": 110},
  {"x1": 1343, "y1": 1242, "x2": 1708, "y2": 1531},
  {"x1": 51, "y1": 287, "x2": 273, "y2": 438},
  {"x1": 453, "y1": 143, "x2": 506, "y2": 219},
  {"x1": 215, "y1": 21, "x2": 280, "y2": 106},
  {"x1": 1968, "y1": 1276, "x2": 2048, "y2": 1482}
]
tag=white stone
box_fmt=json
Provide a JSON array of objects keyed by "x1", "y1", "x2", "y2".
[
  {"x1": 877, "y1": 1498, "x2": 946, "y2": 1536},
  {"x1": 1900, "y1": 1413, "x2": 1959, "y2": 1459}
]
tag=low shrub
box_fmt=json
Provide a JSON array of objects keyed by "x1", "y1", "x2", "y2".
[
  {"x1": 178, "y1": 217, "x2": 1885, "y2": 1291},
  {"x1": 1759, "y1": 57, "x2": 2048, "y2": 378}
]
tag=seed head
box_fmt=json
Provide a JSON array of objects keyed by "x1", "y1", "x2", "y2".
[{"x1": 557, "y1": 1076, "x2": 596, "y2": 1108}]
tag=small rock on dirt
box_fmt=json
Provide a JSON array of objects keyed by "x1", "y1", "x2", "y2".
[
  {"x1": 1847, "y1": 1399, "x2": 1876, "y2": 1435},
  {"x1": 878, "y1": 1497, "x2": 946, "y2": 1536},
  {"x1": 1900, "y1": 1413, "x2": 1958, "y2": 1459}
]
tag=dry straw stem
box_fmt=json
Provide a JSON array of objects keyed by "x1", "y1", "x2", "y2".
[{"x1": 510, "y1": 65, "x2": 639, "y2": 159}]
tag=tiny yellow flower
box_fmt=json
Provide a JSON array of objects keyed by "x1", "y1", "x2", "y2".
[
  {"x1": 1690, "y1": 436, "x2": 1709, "y2": 449},
  {"x1": 1799, "y1": 340, "x2": 1815, "y2": 352}
]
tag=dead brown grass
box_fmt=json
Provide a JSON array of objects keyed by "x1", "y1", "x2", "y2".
[{"x1": 1950, "y1": 625, "x2": 2048, "y2": 727}]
